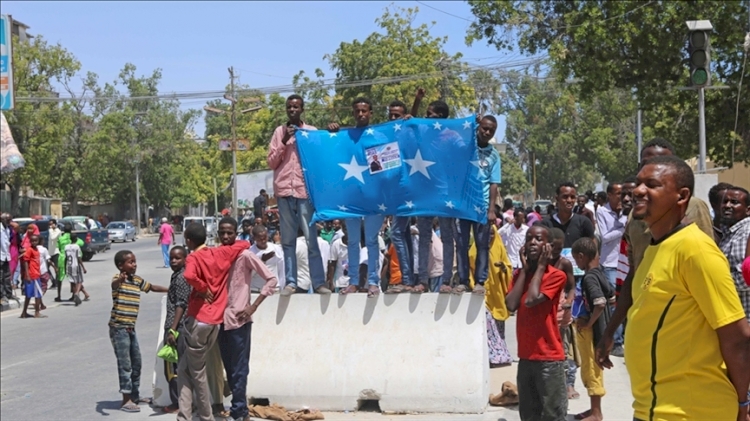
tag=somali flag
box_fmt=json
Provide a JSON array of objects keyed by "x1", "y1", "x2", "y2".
[{"x1": 295, "y1": 117, "x2": 485, "y2": 223}]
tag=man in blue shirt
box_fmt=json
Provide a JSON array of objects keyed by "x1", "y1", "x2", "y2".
[{"x1": 455, "y1": 115, "x2": 501, "y2": 295}]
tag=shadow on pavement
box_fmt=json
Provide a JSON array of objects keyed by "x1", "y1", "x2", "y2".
[{"x1": 95, "y1": 399, "x2": 122, "y2": 415}]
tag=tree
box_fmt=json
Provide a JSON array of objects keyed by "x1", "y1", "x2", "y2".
[
  {"x1": 1, "y1": 35, "x2": 80, "y2": 214},
  {"x1": 297, "y1": 5, "x2": 478, "y2": 126},
  {"x1": 499, "y1": 151, "x2": 531, "y2": 197},
  {"x1": 502, "y1": 73, "x2": 638, "y2": 198},
  {"x1": 466, "y1": 0, "x2": 750, "y2": 165}
]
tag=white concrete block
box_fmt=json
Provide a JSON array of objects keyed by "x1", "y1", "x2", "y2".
[
  {"x1": 247, "y1": 293, "x2": 489, "y2": 414},
  {"x1": 152, "y1": 295, "x2": 171, "y2": 408}
]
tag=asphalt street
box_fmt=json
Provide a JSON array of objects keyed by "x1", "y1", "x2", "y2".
[{"x1": 0, "y1": 238, "x2": 635, "y2": 421}]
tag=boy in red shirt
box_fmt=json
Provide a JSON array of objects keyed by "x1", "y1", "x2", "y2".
[
  {"x1": 20, "y1": 235, "x2": 45, "y2": 318},
  {"x1": 177, "y1": 219, "x2": 249, "y2": 421},
  {"x1": 506, "y1": 225, "x2": 568, "y2": 420}
]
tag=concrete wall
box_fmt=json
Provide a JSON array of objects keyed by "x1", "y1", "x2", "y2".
[
  {"x1": 152, "y1": 293, "x2": 491, "y2": 414},
  {"x1": 247, "y1": 293, "x2": 489, "y2": 414}
]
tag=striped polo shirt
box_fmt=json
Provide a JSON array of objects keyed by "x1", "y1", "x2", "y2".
[{"x1": 109, "y1": 274, "x2": 152, "y2": 328}]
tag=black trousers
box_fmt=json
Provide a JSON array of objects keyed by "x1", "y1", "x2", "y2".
[
  {"x1": 517, "y1": 359, "x2": 568, "y2": 421},
  {"x1": 0, "y1": 260, "x2": 13, "y2": 300}
]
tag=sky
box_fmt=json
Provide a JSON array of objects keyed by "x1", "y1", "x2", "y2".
[{"x1": 4, "y1": 1, "x2": 520, "y2": 138}]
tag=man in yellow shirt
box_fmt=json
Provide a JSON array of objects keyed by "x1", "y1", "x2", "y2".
[
  {"x1": 618, "y1": 155, "x2": 750, "y2": 420},
  {"x1": 598, "y1": 138, "x2": 713, "y2": 360}
]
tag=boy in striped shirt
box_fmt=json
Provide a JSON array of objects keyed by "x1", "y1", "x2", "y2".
[{"x1": 109, "y1": 250, "x2": 168, "y2": 413}]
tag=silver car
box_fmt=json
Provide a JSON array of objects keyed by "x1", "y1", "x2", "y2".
[{"x1": 107, "y1": 221, "x2": 137, "y2": 242}]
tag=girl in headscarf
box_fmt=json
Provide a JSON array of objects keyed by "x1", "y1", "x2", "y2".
[{"x1": 469, "y1": 224, "x2": 513, "y2": 366}]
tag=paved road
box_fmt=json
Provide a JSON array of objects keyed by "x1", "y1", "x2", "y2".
[{"x1": 0, "y1": 239, "x2": 635, "y2": 421}]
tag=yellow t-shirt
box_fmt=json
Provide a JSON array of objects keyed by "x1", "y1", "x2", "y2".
[{"x1": 625, "y1": 224, "x2": 744, "y2": 421}]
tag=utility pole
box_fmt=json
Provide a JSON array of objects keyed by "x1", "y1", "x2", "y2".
[
  {"x1": 229, "y1": 66, "x2": 238, "y2": 220},
  {"x1": 697, "y1": 87, "x2": 706, "y2": 173},
  {"x1": 213, "y1": 177, "x2": 219, "y2": 218},
  {"x1": 636, "y1": 108, "x2": 643, "y2": 163}
]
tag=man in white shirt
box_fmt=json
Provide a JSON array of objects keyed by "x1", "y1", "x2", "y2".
[
  {"x1": 48, "y1": 219, "x2": 62, "y2": 272},
  {"x1": 499, "y1": 209, "x2": 528, "y2": 270},
  {"x1": 296, "y1": 230, "x2": 331, "y2": 292},
  {"x1": 249, "y1": 225, "x2": 285, "y2": 293},
  {"x1": 1, "y1": 213, "x2": 14, "y2": 303},
  {"x1": 327, "y1": 223, "x2": 350, "y2": 291}
]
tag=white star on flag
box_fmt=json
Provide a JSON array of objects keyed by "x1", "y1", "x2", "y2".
[
  {"x1": 329, "y1": 132, "x2": 338, "y2": 138},
  {"x1": 300, "y1": 130, "x2": 309, "y2": 138},
  {"x1": 445, "y1": 201, "x2": 455, "y2": 209},
  {"x1": 474, "y1": 205, "x2": 483, "y2": 213},
  {"x1": 338, "y1": 156, "x2": 368, "y2": 184},
  {"x1": 470, "y1": 159, "x2": 482, "y2": 169},
  {"x1": 338, "y1": 205, "x2": 349, "y2": 211},
  {"x1": 393, "y1": 123, "x2": 401, "y2": 131},
  {"x1": 378, "y1": 203, "x2": 387, "y2": 212},
  {"x1": 432, "y1": 121, "x2": 442, "y2": 130},
  {"x1": 404, "y1": 149, "x2": 436, "y2": 179},
  {"x1": 462, "y1": 121, "x2": 472, "y2": 130},
  {"x1": 405, "y1": 201, "x2": 415, "y2": 209},
  {"x1": 365, "y1": 128, "x2": 375, "y2": 135}
]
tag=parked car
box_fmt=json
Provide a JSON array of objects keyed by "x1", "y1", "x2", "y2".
[
  {"x1": 107, "y1": 221, "x2": 137, "y2": 242},
  {"x1": 182, "y1": 216, "x2": 217, "y2": 246},
  {"x1": 534, "y1": 200, "x2": 553, "y2": 215},
  {"x1": 60, "y1": 218, "x2": 109, "y2": 261}
]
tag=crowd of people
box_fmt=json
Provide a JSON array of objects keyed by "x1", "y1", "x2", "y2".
[
  {"x1": 1, "y1": 217, "x2": 92, "y2": 315},
  {"x1": 4, "y1": 88, "x2": 750, "y2": 421}
]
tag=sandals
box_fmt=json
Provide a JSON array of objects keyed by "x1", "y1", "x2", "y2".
[
  {"x1": 340, "y1": 285, "x2": 358, "y2": 295},
  {"x1": 439, "y1": 284, "x2": 453, "y2": 294},
  {"x1": 452, "y1": 285, "x2": 468, "y2": 294},
  {"x1": 367, "y1": 285, "x2": 380, "y2": 297},
  {"x1": 472, "y1": 284, "x2": 486, "y2": 295},
  {"x1": 135, "y1": 397, "x2": 152, "y2": 405},
  {"x1": 410, "y1": 284, "x2": 426, "y2": 294},
  {"x1": 385, "y1": 285, "x2": 406, "y2": 294},
  {"x1": 120, "y1": 402, "x2": 140, "y2": 413},
  {"x1": 574, "y1": 410, "x2": 592, "y2": 420}
]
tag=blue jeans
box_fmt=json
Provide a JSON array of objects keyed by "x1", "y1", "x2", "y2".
[
  {"x1": 277, "y1": 196, "x2": 325, "y2": 290},
  {"x1": 161, "y1": 244, "x2": 170, "y2": 267},
  {"x1": 417, "y1": 217, "x2": 455, "y2": 285},
  {"x1": 428, "y1": 276, "x2": 442, "y2": 292},
  {"x1": 456, "y1": 219, "x2": 491, "y2": 287},
  {"x1": 218, "y1": 323, "x2": 252, "y2": 420},
  {"x1": 390, "y1": 217, "x2": 413, "y2": 286},
  {"x1": 603, "y1": 266, "x2": 623, "y2": 348},
  {"x1": 346, "y1": 215, "x2": 384, "y2": 287},
  {"x1": 109, "y1": 326, "x2": 142, "y2": 398}
]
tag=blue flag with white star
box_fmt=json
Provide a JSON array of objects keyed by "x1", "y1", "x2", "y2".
[{"x1": 295, "y1": 117, "x2": 485, "y2": 223}]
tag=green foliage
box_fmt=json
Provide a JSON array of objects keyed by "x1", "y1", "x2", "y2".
[
  {"x1": 466, "y1": 0, "x2": 750, "y2": 165},
  {"x1": 499, "y1": 151, "x2": 531, "y2": 196},
  {"x1": 502, "y1": 74, "x2": 638, "y2": 198},
  {"x1": 296, "y1": 5, "x2": 478, "y2": 126},
  {"x1": 1, "y1": 35, "x2": 80, "y2": 212}
]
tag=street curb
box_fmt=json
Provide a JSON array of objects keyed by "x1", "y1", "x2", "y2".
[{"x1": 1, "y1": 299, "x2": 22, "y2": 312}]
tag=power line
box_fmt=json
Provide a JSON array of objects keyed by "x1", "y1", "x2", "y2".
[
  {"x1": 14, "y1": 57, "x2": 549, "y2": 104},
  {"x1": 414, "y1": 1, "x2": 473, "y2": 23},
  {"x1": 553, "y1": 1, "x2": 655, "y2": 30}
]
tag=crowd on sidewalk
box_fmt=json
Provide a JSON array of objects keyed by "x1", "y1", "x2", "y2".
[
  {"x1": 1, "y1": 216, "x2": 92, "y2": 316},
  {"x1": 5, "y1": 89, "x2": 748, "y2": 421}
]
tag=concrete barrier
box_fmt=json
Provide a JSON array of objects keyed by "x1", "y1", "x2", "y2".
[
  {"x1": 247, "y1": 293, "x2": 489, "y2": 414},
  {"x1": 152, "y1": 295, "x2": 171, "y2": 408}
]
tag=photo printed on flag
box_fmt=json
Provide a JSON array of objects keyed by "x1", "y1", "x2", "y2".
[{"x1": 295, "y1": 117, "x2": 486, "y2": 223}]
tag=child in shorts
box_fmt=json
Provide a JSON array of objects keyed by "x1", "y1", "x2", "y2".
[
  {"x1": 571, "y1": 237, "x2": 614, "y2": 421},
  {"x1": 65, "y1": 233, "x2": 88, "y2": 306},
  {"x1": 20, "y1": 235, "x2": 45, "y2": 318}
]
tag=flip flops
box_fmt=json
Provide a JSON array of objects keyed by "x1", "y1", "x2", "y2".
[{"x1": 120, "y1": 402, "x2": 140, "y2": 413}]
